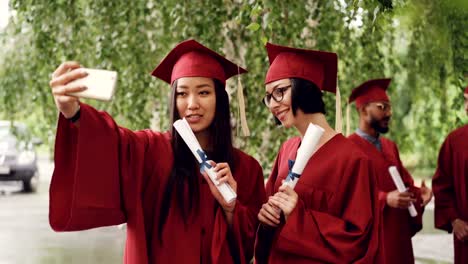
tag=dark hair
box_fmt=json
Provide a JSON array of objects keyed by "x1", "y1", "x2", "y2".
[
  {"x1": 273, "y1": 78, "x2": 326, "y2": 125},
  {"x1": 158, "y1": 78, "x2": 236, "y2": 243}
]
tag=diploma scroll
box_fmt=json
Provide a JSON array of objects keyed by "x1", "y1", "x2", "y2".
[
  {"x1": 388, "y1": 166, "x2": 418, "y2": 217},
  {"x1": 173, "y1": 118, "x2": 237, "y2": 203},
  {"x1": 283, "y1": 123, "x2": 324, "y2": 189}
]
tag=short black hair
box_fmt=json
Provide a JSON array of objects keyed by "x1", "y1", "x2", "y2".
[{"x1": 273, "y1": 78, "x2": 326, "y2": 125}]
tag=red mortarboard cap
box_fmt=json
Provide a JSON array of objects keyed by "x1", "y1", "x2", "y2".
[
  {"x1": 465, "y1": 85, "x2": 468, "y2": 94},
  {"x1": 151, "y1": 39, "x2": 247, "y2": 85},
  {"x1": 348, "y1": 78, "x2": 391, "y2": 108},
  {"x1": 264, "y1": 42, "x2": 338, "y2": 93}
]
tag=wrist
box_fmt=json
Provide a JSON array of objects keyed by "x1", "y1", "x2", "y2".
[
  {"x1": 223, "y1": 203, "x2": 236, "y2": 214},
  {"x1": 66, "y1": 105, "x2": 81, "y2": 123}
]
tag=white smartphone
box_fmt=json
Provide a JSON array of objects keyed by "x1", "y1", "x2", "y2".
[{"x1": 67, "y1": 68, "x2": 118, "y2": 101}]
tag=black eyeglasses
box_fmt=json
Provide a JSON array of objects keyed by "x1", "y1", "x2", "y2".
[{"x1": 263, "y1": 85, "x2": 291, "y2": 107}]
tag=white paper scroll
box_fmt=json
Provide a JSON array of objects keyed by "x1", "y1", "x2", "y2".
[
  {"x1": 173, "y1": 118, "x2": 237, "y2": 203},
  {"x1": 388, "y1": 166, "x2": 418, "y2": 217},
  {"x1": 283, "y1": 123, "x2": 325, "y2": 189}
]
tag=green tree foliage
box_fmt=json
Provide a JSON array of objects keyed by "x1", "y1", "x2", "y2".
[{"x1": 0, "y1": 0, "x2": 466, "y2": 176}]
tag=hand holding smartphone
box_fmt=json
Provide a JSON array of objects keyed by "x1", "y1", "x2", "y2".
[{"x1": 67, "y1": 68, "x2": 118, "y2": 101}]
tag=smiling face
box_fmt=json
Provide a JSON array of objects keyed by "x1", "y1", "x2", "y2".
[
  {"x1": 265, "y1": 78, "x2": 296, "y2": 128},
  {"x1": 175, "y1": 77, "x2": 216, "y2": 134}
]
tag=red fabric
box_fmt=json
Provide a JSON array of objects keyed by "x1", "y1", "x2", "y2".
[
  {"x1": 151, "y1": 39, "x2": 247, "y2": 85},
  {"x1": 255, "y1": 134, "x2": 381, "y2": 263},
  {"x1": 348, "y1": 133, "x2": 424, "y2": 263},
  {"x1": 348, "y1": 79, "x2": 391, "y2": 108},
  {"x1": 49, "y1": 103, "x2": 266, "y2": 264},
  {"x1": 264, "y1": 42, "x2": 337, "y2": 93},
  {"x1": 432, "y1": 125, "x2": 468, "y2": 264},
  {"x1": 465, "y1": 85, "x2": 468, "y2": 94}
]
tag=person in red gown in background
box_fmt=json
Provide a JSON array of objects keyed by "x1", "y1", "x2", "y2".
[
  {"x1": 48, "y1": 39, "x2": 266, "y2": 264},
  {"x1": 432, "y1": 85, "x2": 468, "y2": 264},
  {"x1": 347, "y1": 78, "x2": 432, "y2": 263},
  {"x1": 254, "y1": 42, "x2": 381, "y2": 264}
]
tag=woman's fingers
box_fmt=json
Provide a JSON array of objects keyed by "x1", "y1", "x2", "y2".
[
  {"x1": 217, "y1": 175, "x2": 230, "y2": 185},
  {"x1": 52, "y1": 84, "x2": 87, "y2": 96},
  {"x1": 258, "y1": 210, "x2": 279, "y2": 227},
  {"x1": 52, "y1": 61, "x2": 81, "y2": 79},
  {"x1": 260, "y1": 204, "x2": 281, "y2": 224},
  {"x1": 50, "y1": 68, "x2": 88, "y2": 87}
]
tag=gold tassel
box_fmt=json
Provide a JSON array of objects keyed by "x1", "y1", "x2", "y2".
[
  {"x1": 335, "y1": 84, "x2": 343, "y2": 133},
  {"x1": 346, "y1": 103, "x2": 351, "y2": 136},
  {"x1": 237, "y1": 66, "x2": 250, "y2": 136}
]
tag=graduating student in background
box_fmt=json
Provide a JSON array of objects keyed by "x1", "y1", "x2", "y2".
[
  {"x1": 347, "y1": 78, "x2": 432, "y2": 263},
  {"x1": 48, "y1": 39, "x2": 266, "y2": 264},
  {"x1": 432, "y1": 85, "x2": 468, "y2": 264},
  {"x1": 254, "y1": 42, "x2": 381, "y2": 264}
]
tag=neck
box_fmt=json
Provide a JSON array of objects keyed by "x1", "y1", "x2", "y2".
[
  {"x1": 359, "y1": 119, "x2": 379, "y2": 138},
  {"x1": 294, "y1": 111, "x2": 337, "y2": 146},
  {"x1": 195, "y1": 129, "x2": 212, "y2": 151}
]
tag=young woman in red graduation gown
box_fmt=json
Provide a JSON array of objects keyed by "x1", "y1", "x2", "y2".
[
  {"x1": 254, "y1": 43, "x2": 381, "y2": 263},
  {"x1": 48, "y1": 39, "x2": 266, "y2": 264}
]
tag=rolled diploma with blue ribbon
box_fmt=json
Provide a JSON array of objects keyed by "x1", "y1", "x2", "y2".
[
  {"x1": 283, "y1": 123, "x2": 324, "y2": 189},
  {"x1": 173, "y1": 118, "x2": 237, "y2": 203},
  {"x1": 388, "y1": 166, "x2": 417, "y2": 217}
]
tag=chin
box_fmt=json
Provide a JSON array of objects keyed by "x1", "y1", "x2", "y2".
[
  {"x1": 190, "y1": 124, "x2": 208, "y2": 133},
  {"x1": 280, "y1": 120, "x2": 294, "y2": 129}
]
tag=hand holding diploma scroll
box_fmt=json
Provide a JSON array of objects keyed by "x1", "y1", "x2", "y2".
[
  {"x1": 283, "y1": 123, "x2": 324, "y2": 189},
  {"x1": 173, "y1": 118, "x2": 237, "y2": 203},
  {"x1": 388, "y1": 166, "x2": 418, "y2": 217}
]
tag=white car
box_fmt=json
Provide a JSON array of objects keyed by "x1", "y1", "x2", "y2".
[{"x1": 0, "y1": 120, "x2": 41, "y2": 192}]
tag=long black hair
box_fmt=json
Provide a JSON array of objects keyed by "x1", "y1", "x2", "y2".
[
  {"x1": 273, "y1": 78, "x2": 326, "y2": 125},
  {"x1": 158, "y1": 78, "x2": 236, "y2": 243}
]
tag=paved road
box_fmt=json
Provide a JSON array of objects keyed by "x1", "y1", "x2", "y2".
[
  {"x1": 0, "y1": 155, "x2": 125, "y2": 264},
  {"x1": 0, "y1": 155, "x2": 455, "y2": 263}
]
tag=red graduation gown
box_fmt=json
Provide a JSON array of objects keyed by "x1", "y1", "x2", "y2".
[
  {"x1": 432, "y1": 125, "x2": 468, "y2": 264},
  {"x1": 348, "y1": 133, "x2": 424, "y2": 264},
  {"x1": 49, "y1": 103, "x2": 266, "y2": 264},
  {"x1": 255, "y1": 134, "x2": 380, "y2": 263}
]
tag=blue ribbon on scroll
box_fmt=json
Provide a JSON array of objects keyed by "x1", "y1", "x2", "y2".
[
  {"x1": 286, "y1": 159, "x2": 301, "y2": 182},
  {"x1": 197, "y1": 149, "x2": 212, "y2": 173}
]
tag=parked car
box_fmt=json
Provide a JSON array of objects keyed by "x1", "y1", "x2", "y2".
[{"x1": 0, "y1": 120, "x2": 41, "y2": 192}]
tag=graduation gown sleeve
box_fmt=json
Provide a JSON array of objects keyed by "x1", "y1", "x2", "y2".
[
  {"x1": 49, "y1": 103, "x2": 160, "y2": 231},
  {"x1": 433, "y1": 133, "x2": 459, "y2": 232}
]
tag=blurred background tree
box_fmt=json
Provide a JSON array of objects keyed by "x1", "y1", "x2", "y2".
[{"x1": 0, "y1": 0, "x2": 466, "y2": 178}]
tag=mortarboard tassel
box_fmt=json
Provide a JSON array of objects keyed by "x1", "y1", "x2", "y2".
[
  {"x1": 335, "y1": 84, "x2": 343, "y2": 133},
  {"x1": 237, "y1": 66, "x2": 250, "y2": 136},
  {"x1": 346, "y1": 102, "x2": 351, "y2": 136}
]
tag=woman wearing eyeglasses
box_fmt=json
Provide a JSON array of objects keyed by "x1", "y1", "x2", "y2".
[{"x1": 254, "y1": 43, "x2": 381, "y2": 263}]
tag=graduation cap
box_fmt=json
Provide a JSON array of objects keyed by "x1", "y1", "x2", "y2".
[
  {"x1": 465, "y1": 85, "x2": 468, "y2": 94},
  {"x1": 264, "y1": 42, "x2": 338, "y2": 93},
  {"x1": 151, "y1": 39, "x2": 247, "y2": 85},
  {"x1": 151, "y1": 39, "x2": 250, "y2": 136},
  {"x1": 346, "y1": 78, "x2": 391, "y2": 136},
  {"x1": 348, "y1": 78, "x2": 391, "y2": 108},
  {"x1": 264, "y1": 42, "x2": 343, "y2": 132}
]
